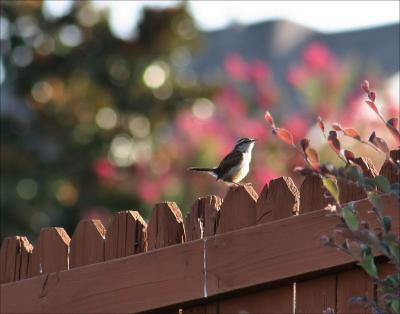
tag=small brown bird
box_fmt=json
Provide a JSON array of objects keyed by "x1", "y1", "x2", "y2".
[{"x1": 188, "y1": 137, "x2": 256, "y2": 185}]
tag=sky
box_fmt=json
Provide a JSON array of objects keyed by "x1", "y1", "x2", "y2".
[{"x1": 43, "y1": 0, "x2": 400, "y2": 40}]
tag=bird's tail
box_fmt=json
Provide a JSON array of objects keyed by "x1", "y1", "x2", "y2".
[{"x1": 187, "y1": 167, "x2": 218, "y2": 178}]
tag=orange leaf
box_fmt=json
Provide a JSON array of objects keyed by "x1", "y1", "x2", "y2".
[
  {"x1": 275, "y1": 128, "x2": 294, "y2": 146},
  {"x1": 300, "y1": 138, "x2": 310, "y2": 152},
  {"x1": 343, "y1": 128, "x2": 361, "y2": 141},
  {"x1": 369, "y1": 131, "x2": 390, "y2": 156},
  {"x1": 365, "y1": 100, "x2": 380, "y2": 115},
  {"x1": 332, "y1": 123, "x2": 343, "y2": 131}
]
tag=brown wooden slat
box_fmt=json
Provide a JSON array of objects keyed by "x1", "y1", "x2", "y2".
[
  {"x1": 253, "y1": 177, "x2": 297, "y2": 312},
  {"x1": 183, "y1": 302, "x2": 218, "y2": 314},
  {"x1": 218, "y1": 285, "x2": 293, "y2": 314},
  {"x1": 256, "y1": 176, "x2": 299, "y2": 223},
  {"x1": 0, "y1": 237, "x2": 20, "y2": 284},
  {"x1": 105, "y1": 211, "x2": 147, "y2": 259},
  {"x1": 19, "y1": 237, "x2": 33, "y2": 280},
  {"x1": 336, "y1": 268, "x2": 374, "y2": 314},
  {"x1": 1, "y1": 240, "x2": 205, "y2": 313},
  {"x1": 1, "y1": 195, "x2": 398, "y2": 313},
  {"x1": 70, "y1": 219, "x2": 106, "y2": 268},
  {"x1": 296, "y1": 275, "x2": 337, "y2": 313},
  {"x1": 206, "y1": 194, "x2": 398, "y2": 298},
  {"x1": 185, "y1": 195, "x2": 222, "y2": 241},
  {"x1": 297, "y1": 173, "x2": 337, "y2": 313},
  {"x1": 147, "y1": 202, "x2": 185, "y2": 250},
  {"x1": 339, "y1": 157, "x2": 377, "y2": 204},
  {"x1": 28, "y1": 227, "x2": 70, "y2": 278},
  {"x1": 377, "y1": 262, "x2": 397, "y2": 310},
  {"x1": 217, "y1": 184, "x2": 258, "y2": 234},
  {"x1": 299, "y1": 175, "x2": 331, "y2": 213},
  {"x1": 379, "y1": 148, "x2": 400, "y2": 183}
]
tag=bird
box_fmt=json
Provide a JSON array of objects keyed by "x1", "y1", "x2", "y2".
[{"x1": 187, "y1": 137, "x2": 256, "y2": 186}]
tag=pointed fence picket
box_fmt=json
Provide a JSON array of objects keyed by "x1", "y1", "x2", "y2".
[{"x1": 1, "y1": 149, "x2": 399, "y2": 314}]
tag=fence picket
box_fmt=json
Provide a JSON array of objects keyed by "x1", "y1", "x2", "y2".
[
  {"x1": 19, "y1": 237, "x2": 33, "y2": 280},
  {"x1": 147, "y1": 202, "x2": 185, "y2": 250},
  {"x1": 105, "y1": 211, "x2": 147, "y2": 259},
  {"x1": 70, "y1": 219, "x2": 106, "y2": 268},
  {"x1": 300, "y1": 175, "x2": 331, "y2": 213},
  {"x1": 338, "y1": 157, "x2": 377, "y2": 204},
  {"x1": 297, "y1": 173, "x2": 337, "y2": 313},
  {"x1": 28, "y1": 228, "x2": 70, "y2": 278},
  {"x1": 217, "y1": 184, "x2": 258, "y2": 234},
  {"x1": 185, "y1": 195, "x2": 221, "y2": 241},
  {"x1": 256, "y1": 176, "x2": 299, "y2": 224},
  {"x1": 1, "y1": 237, "x2": 20, "y2": 284},
  {"x1": 379, "y1": 149, "x2": 400, "y2": 183}
]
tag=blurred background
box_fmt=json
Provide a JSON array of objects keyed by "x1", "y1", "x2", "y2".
[{"x1": 1, "y1": 0, "x2": 399, "y2": 240}]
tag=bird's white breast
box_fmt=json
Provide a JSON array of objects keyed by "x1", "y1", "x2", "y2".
[{"x1": 229, "y1": 144, "x2": 254, "y2": 183}]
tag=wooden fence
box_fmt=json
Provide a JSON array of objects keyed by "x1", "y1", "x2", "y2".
[{"x1": 1, "y1": 150, "x2": 399, "y2": 313}]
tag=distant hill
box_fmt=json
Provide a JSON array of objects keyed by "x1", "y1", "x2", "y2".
[{"x1": 191, "y1": 20, "x2": 400, "y2": 84}]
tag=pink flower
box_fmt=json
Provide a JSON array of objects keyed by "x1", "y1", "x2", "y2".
[
  {"x1": 286, "y1": 65, "x2": 308, "y2": 87},
  {"x1": 281, "y1": 114, "x2": 309, "y2": 140},
  {"x1": 248, "y1": 60, "x2": 270, "y2": 82},
  {"x1": 224, "y1": 53, "x2": 248, "y2": 81},
  {"x1": 93, "y1": 157, "x2": 116, "y2": 179},
  {"x1": 137, "y1": 180, "x2": 161, "y2": 203},
  {"x1": 302, "y1": 42, "x2": 333, "y2": 72}
]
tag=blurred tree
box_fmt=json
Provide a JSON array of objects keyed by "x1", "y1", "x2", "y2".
[{"x1": 0, "y1": 0, "x2": 209, "y2": 239}]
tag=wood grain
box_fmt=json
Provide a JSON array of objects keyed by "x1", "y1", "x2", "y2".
[
  {"x1": 70, "y1": 219, "x2": 106, "y2": 268},
  {"x1": 185, "y1": 195, "x2": 221, "y2": 241},
  {"x1": 1, "y1": 240, "x2": 204, "y2": 313},
  {"x1": 105, "y1": 210, "x2": 147, "y2": 259},
  {"x1": 256, "y1": 176, "x2": 299, "y2": 224},
  {"x1": 218, "y1": 285, "x2": 294, "y2": 314},
  {"x1": 206, "y1": 194, "x2": 398, "y2": 297},
  {"x1": 0, "y1": 237, "x2": 20, "y2": 284},
  {"x1": 299, "y1": 175, "x2": 331, "y2": 213},
  {"x1": 19, "y1": 236, "x2": 33, "y2": 280},
  {"x1": 336, "y1": 268, "x2": 374, "y2": 314},
  {"x1": 379, "y1": 149, "x2": 400, "y2": 184},
  {"x1": 28, "y1": 228, "x2": 70, "y2": 278},
  {"x1": 147, "y1": 202, "x2": 186, "y2": 250},
  {"x1": 217, "y1": 184, "x2": 258, "y2": 234}
]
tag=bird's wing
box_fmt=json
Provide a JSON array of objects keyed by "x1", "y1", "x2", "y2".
[{"x1": 216, "y1": 150, "x2": 243, "y2": 179}]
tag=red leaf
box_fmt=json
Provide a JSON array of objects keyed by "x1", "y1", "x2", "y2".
[
  {"x1": 361, "y1": 80, "x2": 370, "y2": 93},
  {"x1": 343, "y1": 128, "x2": 361, "y2": 141},
  {"x1": 332, "y1": 123, "x2": 343, "y2": 131},
  {"x1": 328, "y1": 131, "x2": 341, "y2": 154},
  {"x1": 317, "y1": 116, "x2": 325, "y2": 132},
  {"x1": 365, "y1": 100, "x2": 380, "y2": 115},
  {"x1": 369, "y1": 131, "x2": 390, "y2": 156},
  {"x1": 264, "y1": 111, "x2": 275, "y2": 126},
  {"x1": 368, "y1": 91, "x2": 376, "y2": 102},
  {"x1": 275, "y1": 128, "x2": 294, "y2": 146},
  {"x1": 344, "y1": 150, "x2": 356, "y2": 162},
  {"x1": 300, "y1": 138, "x2": 310, "y2": 152},
  {"x1": 387, "y1": 117, "x2": 399, "y2": 130}
]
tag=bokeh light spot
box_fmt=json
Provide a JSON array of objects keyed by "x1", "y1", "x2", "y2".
[
  {"x1": 30, "y1": 212, "x2": 50, "y2": 232},
  {"x1": 96, "y1": 107, "x2": 118, "y2": 130},
  {"x1": 143, "y1": 61, "x2": 169, "y2": 89},
  {"x1": 0, "y1": 16, "x2": 10, "y2": 40},
  {"x1": 110, "y1": 134, "x2": 136, "y2": 167},
  {"x1": 129, "y1": 115, "x2": 151, "y2": 138},
  {"x1": 11, "y1": 45, "x2": 34, "y2": 67},
  {"x1": 192, "y1": 98, "x2": 215, "y2": 120},
  {"x1": 56, "y1": 180, "x2": 78, "y2": 206},
  {"x1": 59, "y1": 25, "x2": 83, "y2": 47},
  {"x1": 16, "y1": 178, "x2": 38, "y2": 200},
  {"x1": 31, "y1": 81, "x2": 53, "y2": 103}
]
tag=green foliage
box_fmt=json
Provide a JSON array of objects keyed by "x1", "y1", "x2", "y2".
[
  {"x1": 341, "y1": 202, "x2": 359, "y2": 231},
  {"x1": 322, "y1": 176, "x2": 340, "y2": 204}
]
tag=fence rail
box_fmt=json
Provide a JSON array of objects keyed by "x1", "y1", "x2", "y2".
[{"x1": 1, "y1": 150, "x2": 399, "y2": 313}]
